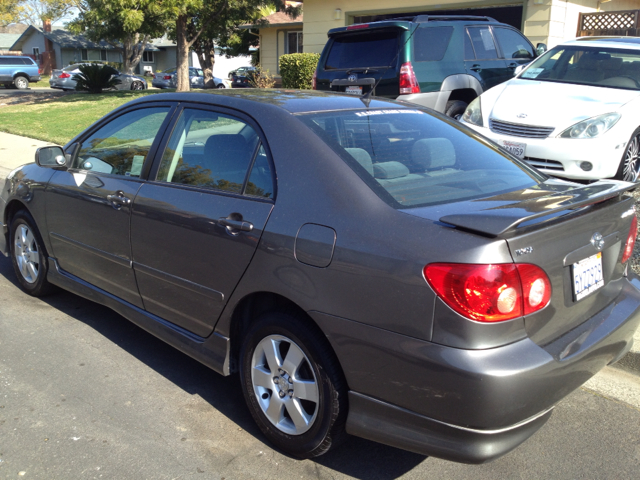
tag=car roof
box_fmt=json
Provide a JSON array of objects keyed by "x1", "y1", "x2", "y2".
[
  {"x1": 328, "y1": 15, "x2": 503, "y2": 35},
  {"x1": 123, "y1": 89, "x2": 415, "y2": 115},
  {"x1": 562, "y1": 36, "x2": 640, "y2": 50}
]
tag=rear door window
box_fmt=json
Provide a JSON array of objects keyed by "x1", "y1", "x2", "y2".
[
  {"x1": 413, "y1": 26, "x2": 453, "y2": 62},
  {"x1": 467, "y1": 27, "x2": 499, "y2": 60},
  {"x1": 492, "y1": 27, "x2": 534, "y2": 60},
  {"x1": 325, "y1": 30, "x2": 400, "y2": 69}
]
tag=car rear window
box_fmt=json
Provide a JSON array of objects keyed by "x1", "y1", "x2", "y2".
[
  {"x1": 325, "y1": 30, "x2": 400, "y2": 69},
  {"x1": 413, "y1": 26, "x2": 453, "y2": 62},
  {"x1": 298, "y1": 109, "x2": 543, "y2": 208}
]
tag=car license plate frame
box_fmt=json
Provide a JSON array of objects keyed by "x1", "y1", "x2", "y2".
[
  {"x1": 572, "y1": 252, "x2": 604, "y2": 301},
  {"x1": 499, "y1": 140, "x2": 526, "y2": 160},
  {"x1": 345, "y1": 86, "x2": 362, "y2": 95}
]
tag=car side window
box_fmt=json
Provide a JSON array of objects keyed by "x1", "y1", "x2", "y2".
[
  {"x1": 413, "y1": 26, "x2": 453, "y2": 62},
  {"x1": 74, "y1": 107, "x2": 170, "y2": 176},
  {"x1": 492, "y1": 27, "x2": 534, "y2": 60},
  {"x1": 156, "y1": 108, "x2": 262, "y2": 194},
  {"x1": 467, "y1": 27, "x2": 498, "y2": 60}
]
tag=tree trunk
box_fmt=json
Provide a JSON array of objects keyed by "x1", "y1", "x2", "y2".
[
  {"x1": 195, "y1": 38, "x2": 216, "y2": 88},
  {"x1": 122, "y1": 37, "x2": 132, "y2": 74},
  {"x1": 120, "y1": 34, "x2": 148, "y2": 75},
  {"x1": 175, "y1": 15, "x2": 191, "y2": 92}
]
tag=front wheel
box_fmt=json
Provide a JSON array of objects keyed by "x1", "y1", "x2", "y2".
[
  {"x1": 10, "y1": 211, "x2": 55, "y2": 296},
  {"x1": 13, "y1": 76, "x2": 29, "y2": 89},
  {"x1": 444, "y1": 100, "x2": 468, "y2": 121},
  {"x1": 239, "y1": 312, "x2": 347, "y2": 458},
  {"x1": 216, "y1": 83, "x2": 225, "y2": 89},
  {"x1": 131, "y1": 81, "x2": 145, "y2": 90},
  {"x1": 615, "y1": 127, "x2": 640, "y2": 182}
]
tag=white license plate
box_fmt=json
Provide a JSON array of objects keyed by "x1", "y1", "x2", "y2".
[
  {"x1": 499, "y1": 140, "x2": 526, "y2": 159},
  {"x1": 345, "y1": 86, "x2": 362, "y2": 95},
  {"x1": 572, "y1": 252, "x2": 604, "y2": 301}
]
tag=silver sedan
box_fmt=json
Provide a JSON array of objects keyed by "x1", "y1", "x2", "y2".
[{"x1": 50, "y1": 63, "x2": 147, "y2": 91}]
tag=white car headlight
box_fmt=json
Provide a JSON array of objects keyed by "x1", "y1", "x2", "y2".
[
  {"x1": 462, "y1": 97, "x2": 483, "y2": 127},
  {"x1": 558, "y1": 113, "x2": 621, "y2": 139}
]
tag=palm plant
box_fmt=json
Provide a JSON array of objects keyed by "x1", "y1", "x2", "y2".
[{"x1": 72, "y1": 64, "x2": 121, "y2": 94}]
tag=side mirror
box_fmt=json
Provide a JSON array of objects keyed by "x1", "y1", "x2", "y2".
[
  {"x1": 536, "y1": 43, "x2": 547, "y2": 56},
  {"x1": 35, "y1": 146, "x2": 66, "y2": 168}
]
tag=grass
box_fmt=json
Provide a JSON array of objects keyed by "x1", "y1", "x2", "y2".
[{"x1": 0, "y1": 90, "x2": 164, "y2": 145}]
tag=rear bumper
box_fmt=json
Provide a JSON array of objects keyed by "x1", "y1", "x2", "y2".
[{"x1": 312, "y1": 275, "x2": 640, "y2": 462}]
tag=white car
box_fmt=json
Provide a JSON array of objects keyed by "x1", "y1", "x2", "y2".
[{"x1": 461, "y1": 37, "x2": 640, "y2": 182}]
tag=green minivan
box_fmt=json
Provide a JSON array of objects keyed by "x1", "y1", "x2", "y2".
[{"x1": 314, "y1": 15, "x2": 545, "y2": 118}]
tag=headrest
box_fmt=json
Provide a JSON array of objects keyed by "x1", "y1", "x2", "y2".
[
  {"x1": 204, "y1": 134, "x2": 248, "y2": 156},
  {"x1": 411, "y1": 138, "x2": 456, "y2": 170},
  {"x1": 345, "y1": 147, "x2": 374, "y2": 176},
  {"x1": 373, "y1": 161, "x2": 410, "y2": 179}
]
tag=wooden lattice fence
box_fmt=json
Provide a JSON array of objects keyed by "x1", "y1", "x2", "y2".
[{"x1": 577, "y1": 10, "x2": 640, "y2": 37}]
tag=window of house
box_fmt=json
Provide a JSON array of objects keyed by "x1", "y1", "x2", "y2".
[
  {"x1": 81, "y1": 49, "x2": 88, "y2": 61},
  {"x1": 32, "y1": 47, "x2": 40, "y2": 60},
  {"x1": 287, "y1": 32, "x2": 303, "y2": 54},
  {"x1": 100, "y1": 50, "x2": 107, "y2": 61},
  {"x1": 143, "y1": 51, "x2": 154, "y2": 63}
]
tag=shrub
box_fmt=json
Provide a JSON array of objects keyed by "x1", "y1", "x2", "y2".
[
  {"x1": 249, "y1": 66, "x2": 276, "y2": 89},
  {"x1": 73, "y1": 64, "x2": 121, "y2": 94},
  {"x1": 279, "y1": 53, "x2": 320, "y2": 89}
]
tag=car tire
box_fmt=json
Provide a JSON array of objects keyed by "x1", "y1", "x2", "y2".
[
  {"x1": 615, "y1": 127, "x2": 640, "y2": 182},
  {"x1": 444, "y1": 100, "x2": 468, "y2": 120},
  {"x1": 10, "y1": 211, "x2": 55, "y2": 297},
  {"x1": 13, "y1": 76, "x2": 29, "y2": 90},
  {"x1": 216, "y1": 84, "x2": 225, "y2": 89},
  {"x1": 239, "y1": 311, "x2": 348, "y2": 459},
  {"x1": 131, "y1": 81, "x2": 145, "y2": 90}
]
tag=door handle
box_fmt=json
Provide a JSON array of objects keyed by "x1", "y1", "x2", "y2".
[
  {"x1": 107, "y1": 191, "x2": 132, "y2": 209},
  {"x1": 507, "y1": 62, "x2": 518, "y2": 69},
  {"x1": 219, "y1": 217, "x2": 254, "y2": 233},
  {"x1": 470, "y1": 64, "x2": 482, "y2": 72}
]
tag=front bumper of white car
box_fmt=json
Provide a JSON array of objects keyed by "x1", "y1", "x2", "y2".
[{"x1": 465, "y1": 122, "x2": 630, "y2": 181}]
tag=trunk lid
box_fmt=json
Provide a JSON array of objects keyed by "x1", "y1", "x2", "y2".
[{"x1": 405, "y1": 179, "x2": 637, "y2": 345}]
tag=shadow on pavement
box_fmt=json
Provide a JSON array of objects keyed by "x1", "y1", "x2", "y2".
[{"x1": 0, "y1": 255, "x2": 427, "y2": 479}]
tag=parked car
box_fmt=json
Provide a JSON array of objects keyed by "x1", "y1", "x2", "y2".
[
  {"x1": 50, "y1": 63, "x2": 147, "y2": 91},
  {"x1": 155, "y1": 67, "x2": 231, "y2": 89},
  {"x1": 0, "y1": 55, "x2": 41, "y2": 89},
  {"x1": 314, "y1": 15, "x2": 545, "y2": 118},
  {"x1": 2, "y1": 90, "x2": 640, "y2": 464},
  {"x1": 462, "y1": 37, "x2": 640, "y2": 182},
  {"x1": 151, "y1": 67, "x2": 176, "y2": 88},
  {"x1": 228, "y1": 65, "x2": 256, "y2": 78},
  {"x1": 231, "y1": 73, "x2": 254, "y2": 88}
]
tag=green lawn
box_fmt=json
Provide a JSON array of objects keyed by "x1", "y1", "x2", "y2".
[{"x1": 0, "y1": 90, "x2": 167, "y2": 145}]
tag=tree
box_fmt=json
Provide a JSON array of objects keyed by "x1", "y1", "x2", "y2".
[
  {"x1": 69, "y1": 1, "x2": 167, "y2": 74},
  {"x1": 0, "y1": 0, "x2": 22, "y2": 26},
  {"x1": 14, "y1": 0, "x2": 80, "y2": 25}
]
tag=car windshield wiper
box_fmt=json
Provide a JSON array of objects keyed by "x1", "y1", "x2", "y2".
[{"x1": 346, "y1": 68, "x2": 379, "y2": 75}]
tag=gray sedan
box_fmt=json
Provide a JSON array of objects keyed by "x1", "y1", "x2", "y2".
[
  {"x1": 1, "y1": 90, "x2": 639, "y2": 464},
  {"x1": 50, "y1": 63, "x2": 147, "y2": 91}
]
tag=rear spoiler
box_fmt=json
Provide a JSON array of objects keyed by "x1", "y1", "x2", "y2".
[{"x1": 440, "y1": 180, "x2": 636, "y2": 237}]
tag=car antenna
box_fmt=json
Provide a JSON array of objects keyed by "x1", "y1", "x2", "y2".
[{"x1": 360, "y1": 25, "x2": 419, "y2": 108}]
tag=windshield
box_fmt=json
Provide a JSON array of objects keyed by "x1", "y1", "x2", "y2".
[
  {"x1": 519, "y1": 45, "x2": 640, "y2": 90},
  {"x1": 297, "y1": 109, "x2": 543, "y2": 208}
]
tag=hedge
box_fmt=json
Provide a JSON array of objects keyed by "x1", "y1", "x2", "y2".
[{"x1": 279, "y1": 53, "x2": 320, "y2": 89}]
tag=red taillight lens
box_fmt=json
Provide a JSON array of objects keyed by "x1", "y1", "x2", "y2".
[
  {"x1": 399, "y1": 61, "x2": 420, "y2": 95},
  {"x1": 424, "y1": 263, "x2": 551, "y2": 323},
  {"x1": 59, "y1": 72, "x2": 71, "y2": 78},
  {"x1": 347, "y1": 24, "x2": 369, "y2": 30},
  {"x1": 312, "y1": 68, "x2": 317, "y2": 89},
  {"x1": 622, "y1": 215, "x2": 638, "y2": 264},
  {"x1": 163, "y1": 75, "x2": 172, "y2": 80}
]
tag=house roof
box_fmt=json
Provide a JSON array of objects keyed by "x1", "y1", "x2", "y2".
[
  {"x1": 10, "y1": 26, "x2": 163, "y2": 51},
  {"x1": 0, "y1": 33, "x2": 21, "y2": 49},
  {"x1": 240, "y1": 11, "x2": 303, "y2": 29}
]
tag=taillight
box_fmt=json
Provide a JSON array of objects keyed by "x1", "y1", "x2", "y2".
[
  {"x1": 163, "y1": 75, "x2": 172, "y2": 80},
  {"x1": 424, "y1": 263, "x2": 551, "y2": 323},
  {"x1": 622, "y1": 215, "x2": 638, "y2": 264},
  {"x1": 399, "y1": 62, "x2": 420, "y2": 95},
  {"x1": 312, "y1": 68, "x2": 317, "y2": 89},
  {"x1": 38, "y1": 68, "x2": 42, "y2": 75},
  {"x1": 59, "y1": 72, "x2": 71, "y2": 78},
  {"x1": 347, "y1": 24, "x2": 369, "y2": 30}
]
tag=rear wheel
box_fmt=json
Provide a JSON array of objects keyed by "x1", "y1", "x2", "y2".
[
  {"x1": 615, "y1": 127, "x2": 640, "y2": 182},
  {"x1": 131, "y1": 81, "x2": 144, "y2": 90},
  {"x1": 444, "y1": 100, "x2": 468, "y2": 120},
  {"x1": 13, "y1": 76, "x2": 29, "y2": 90},
  {"x1": 10, "y1": 211, "x2": 55, "y2": 296},
  {"x1": 239, "y1": 312, "x2": 347, "y2": 458}
]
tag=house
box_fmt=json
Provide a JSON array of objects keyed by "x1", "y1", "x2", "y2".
[
  {"x1": 0, "y1": 33, "x2": 22, "y2": 51},
  {"x1": 249, "y1": 0, "x2": 640, "y2": 77}
]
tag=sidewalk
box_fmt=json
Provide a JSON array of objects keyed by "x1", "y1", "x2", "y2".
[{"x1": 0, "y1": 130, "x2": 639, "y2": 404}]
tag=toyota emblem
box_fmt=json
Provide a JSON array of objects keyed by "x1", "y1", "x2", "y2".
[
  {"x1": 517, "y1": 113, "x2": 527, "y2": 119},
  {"x1": 591, "y1": 232, "x2": 604, "y2": 251},
  {"x1": 348, "y1": 74, "x2": 357, "y2": 82}
]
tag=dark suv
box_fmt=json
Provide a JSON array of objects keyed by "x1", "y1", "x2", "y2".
[
  {"x1": 0, "y1": 55, "x2": 41, "y2": 89},
  {"x1": 314, "y1": 15, "x2": 545, "y2": 118}
]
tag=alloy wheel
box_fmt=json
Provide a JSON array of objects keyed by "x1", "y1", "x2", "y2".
[
  {"x1": 250, "y1": 334, "x2": 319, "y2": 435},
  {"x1": 623, "y1": 134, "x2": 640, "y2": 182},
  {"x1": 14, "y1": 224, "x2": 40, "y2": 284}
]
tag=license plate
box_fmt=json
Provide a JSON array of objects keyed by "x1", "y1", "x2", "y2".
[
  {"x1": 572, "y1": 252, "x2": 604, "y2": 301},
  {"x1": 499, "y1": 140, "x2": 526, "y2": 159},
  {"x1": 345, "y1": 86, "x2": 362, "y2": 95}
]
